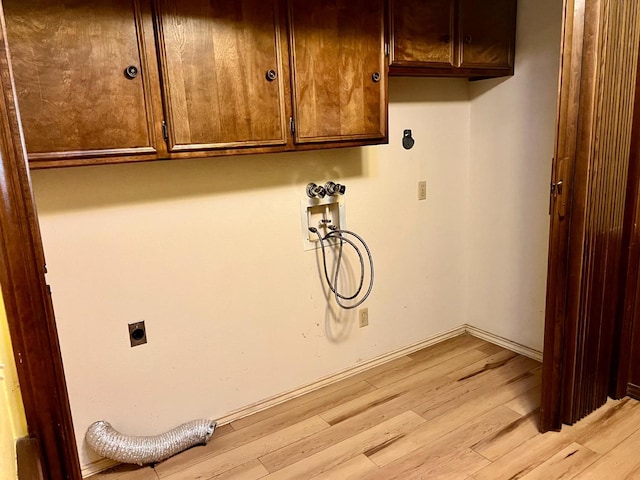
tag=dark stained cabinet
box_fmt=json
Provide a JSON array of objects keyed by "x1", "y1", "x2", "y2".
[
  {"x1": 288, "y1": 0, "x2": 387, "y2": 144},
  {"x1": 5, "y1": 0, "x2": 389, "y2": 168},
  {"x1": 4, "y1": 0, "x2": 161, "y2": 166},
  {"x1": 389, "y1": 0, "x2": 517, "y2": 78},
  {"x1": 390, "y1": 0, "x2": 455, "y2": 68},
  {"x1": 458, "y1": 0, "x2": 516, "y2": 70},
  {"x1": 155, "y1": 0, "x2": 289, "y2": 152}
]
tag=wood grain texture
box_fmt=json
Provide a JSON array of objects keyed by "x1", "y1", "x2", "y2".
[
  {"x1": 390, "y1": 0, "x2": 455, "y2": 67},
  {"x1": 562, "y1": 0, "x2": 640, "y2": 424},
  {"x1": 389, "y1": 0, "x2": 515, "y2": 77},
  {"x1": 156, "y1": 0, "x2": 288, "y2": 151},
  {"x1": 3, "y1": 0, "x2": 159, "y2": 161},
  {"x1": 615, "y1": 23, "x2": 640, "y2": 402},
  {"x1": 288, "y1": 0, "x2": 386, "y2": 143},
  {"x1": 458, "y1": 0, "x2": 516, "y2": 69},
  {"x1": 542, "y1": 0, "x2": 640, "y2": 431},
  {"x1": 0, "y1": 1, "x2": 81, "y2": 478},
  {"x1": 89, "y1": 337, "x2": 640, "y2": 480}
]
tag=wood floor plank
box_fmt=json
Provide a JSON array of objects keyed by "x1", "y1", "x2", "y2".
[
  {"x1": 471, "y1": 410, "x2": 540, "y2": 461},
  {"x1": 370, "y1": 334, "x2": 486, "y2": 387},
  {"x1": 475, "y1": 342, "x2": 509, "y2": 356},
  {"x1": 258, "y1": 383, "x2": 430, "y2": 473},
  {"x1": 150, "y1": 381, "x2": 372, "y2": 477},
  {"x1": 576, "y1": 397, "x2": 640, "y2": 454},
  {"x1": 518, "y1": 442, "x2": 598, "y2": 480},
  {"x1": 366, "y1": 448, "x2": 487, "y2": 480},
  {"x1": 471, "y1": 400, "x2": 625, "y2": 480},
  {"x1": 407, "y1": 334, "x2": 483, "y2": 363},
  {"x1": 91, "y1": 465, "x2": 157, "y2": 480},
  {"x1": 261, "y1": 411, "x2": 426, "y2": 479},
  {"x1": 259, "y1": 348, "x2": 495, "y2": 473},
  {"x1": 155, "y1": 416, "x2": 329, "y2": 479},
  {"x1": 308, "y1": 454, "x2": 378, "y2": 480},
  {"x1": 209, "y1": 459, "x2": 269, "y2": 480},
  {"x1": 572, "y1": 428, "x2": 640, "y2": 479},
  {"x1": 365, "y1": 406, "x2": 520, "y2": 478},
  {"x1": 471, "y1": 430, "x2": 574, "y2": 480},
  {"x1": 414, "y1": 355, "x2": 541, "y2": 423},
  {"x1": 319, "y1": 348, "x2": 490, "y2": 425},
  {"x1": 225, "y1": 381, "x2": 375, "y2": 440},
  {"x1": 504, "y1": 385, "x2": 542, "y2": 416},
  {"x1": 230, "y1": 357, "x2": 413, "y2": 431}
]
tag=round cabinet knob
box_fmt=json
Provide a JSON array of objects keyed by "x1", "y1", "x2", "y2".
[
  {"x1": 372, "y1": 72, "x2": 381, "y2": 83},
  {"x1": 124, "y1": 65, "x2": 139, "y2": 79},
  {"x1": 464, "y1": 35, "x2": 473, "y2": 44},
  {"x1": 266, "y1": 69, "x2": 278, "y2": 81},
  {"x1": 441, "y1": 34, "x2": 451, "y2": 43}
]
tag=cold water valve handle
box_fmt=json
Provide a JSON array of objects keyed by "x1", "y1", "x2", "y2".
[{"x1": 325, "y1": 181, "x2": 346, "y2": 196}]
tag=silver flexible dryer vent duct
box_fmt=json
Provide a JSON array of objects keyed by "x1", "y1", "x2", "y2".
[{"x1": 86, "y1": 419, "x2": 216, "y2": 465}]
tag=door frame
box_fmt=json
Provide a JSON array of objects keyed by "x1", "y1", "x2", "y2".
[
  {"x1": 540, "y1": 0, "x2": 640, "y2": 430},
  {"x1": 0, "y1": 3, "x2": 81, "y2": 478}
]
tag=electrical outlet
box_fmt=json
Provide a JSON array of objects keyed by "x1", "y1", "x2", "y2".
[
  {"x1": 128, "y1": 321, "x2": 147, "y2": 347},
  {"x1": 359, "y1": 308, "x2": 369, "y2": 328},
  {"x1": 418, "y1": 181, "x2": 427, "y2": 200}
]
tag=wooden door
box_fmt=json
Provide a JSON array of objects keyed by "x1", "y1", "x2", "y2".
[
  {"x1": 612, "y1": 46, "x2": 640, "y2": 402},
  {"x1": 155, "y1": 0, "x2": 289, "y2": 153},
  {"x1": 458, "y1": 0, "x2": 516, "y2": 69},
  {"x1": 288, "y1": 0, "x2": 386, "y2": 144},
  {"x1": 541, "y1": 0, "x2": 640, "y2": 431},
  {"x1": 3, "y1": 0, "x2": 160, "y2": 166},
  {"x1": 390, "y1": 0, "x2": 455, "y2": 68}
]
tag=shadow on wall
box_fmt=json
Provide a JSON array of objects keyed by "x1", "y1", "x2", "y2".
[
  {"x1": 468, "y1": 77, "x2": 511, "y2": 100},
  {"x1": 30, "y1": 147, "x2": 365, "y2": 214},
  {"x1": 389, "y1": 77, "x2": 472, "y2": 103}
]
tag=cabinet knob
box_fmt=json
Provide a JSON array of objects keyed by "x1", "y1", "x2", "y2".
[
  {"x1": 441, "y1": 34, "x2": 451, "y2": 43},
  {"x1": 266, "y1": 69, "x2": 278, "y2": 81},
  {"x1": 464, "y1": 35, "x2": 473, "y2": 44},
  {"x1": 124, "y1": 65, "x2": 139, "y2": 79},
  {"x1": 372, "y1": 72, "x2": 381, "y2": 83}
]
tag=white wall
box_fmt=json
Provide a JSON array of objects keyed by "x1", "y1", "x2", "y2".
[
  {"x1": 466, "y1": 0, "x2": 563, "y2": 351},
  {"x1": 31, "y1": 78, "x2": 471, "y2": 469}
]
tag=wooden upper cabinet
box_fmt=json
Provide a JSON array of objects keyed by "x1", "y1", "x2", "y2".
[
  {"x1": 155, "y1": 0, "x2": 289, "y2": 152},
  {"x1": 390, "y1": 0, "x2": 455, "y2": 68},
  {"x1": 288, "y1": 0, "x2": 387, "y2": 144},
  {"x1": 389, "y1": 0, "x2": 516, "y2": 78},
  {"x1": 458, "y1": 0, "x2": 516, "y2": 70},
  {"x1": 4, "y1": 0, "x2": 160, "y2": 166}
]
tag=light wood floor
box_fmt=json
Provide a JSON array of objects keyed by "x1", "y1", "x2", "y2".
[{"x1": 91, "y1": 334, "x2": 640, "y2": 480}]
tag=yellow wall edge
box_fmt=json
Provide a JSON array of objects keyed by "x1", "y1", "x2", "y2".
[{"x1": 0, "y1": 291, "x2": 28, "y2": 479}]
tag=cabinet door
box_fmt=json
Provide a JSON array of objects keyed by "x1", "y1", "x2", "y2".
[
  {"x1": 458, "y1": 0, "x2": 516, "y2": 69},
  {"x1": 390, "y1": 0, "x2": 455, "y2": 68},
  {"x1": 288, "y1": 0, "x2": 386, "y2": 144},
  {"x1": 155, "y1": 0, "x2": 288, "y2": 152},
  {"x1": 4, "y1": 0, "x2": 159, "y2": 165}
]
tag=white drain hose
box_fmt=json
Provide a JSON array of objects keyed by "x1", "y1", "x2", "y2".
[{"x1": 86, "y1": 419, "x2": 216, "y2": 465}]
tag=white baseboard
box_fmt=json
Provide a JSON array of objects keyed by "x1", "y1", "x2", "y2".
[
  {"x1": 214, "y1": 325, "x2": 467, "y2": 426},
  {"x1": 464, "y1": 324, "x2": 543, "y2": 362},
  {"x1": 81, "y1": 323, "x2": 541, "y2": 477}
]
